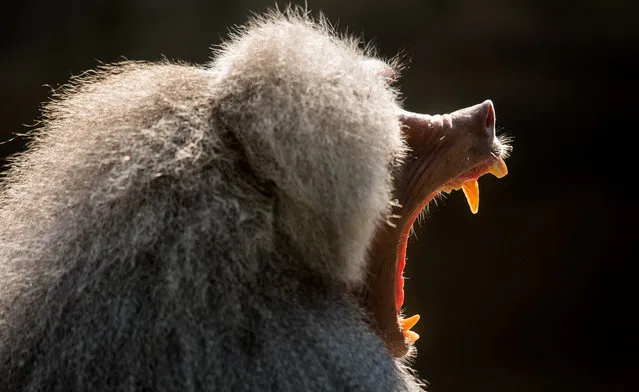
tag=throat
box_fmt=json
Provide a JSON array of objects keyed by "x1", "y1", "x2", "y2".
[{"x1": 395, "y1": 193, "x2": 436, "y2": 312}]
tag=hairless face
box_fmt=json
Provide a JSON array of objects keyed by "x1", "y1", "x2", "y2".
[{"x1": 363, "y1": 100, "x2": 511, "y2": 357}]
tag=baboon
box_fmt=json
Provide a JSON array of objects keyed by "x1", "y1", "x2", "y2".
[{"x1": 0, "y1": 8, "x2": 511, "y2": 391}]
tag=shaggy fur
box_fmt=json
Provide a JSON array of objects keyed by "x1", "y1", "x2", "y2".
[{"x1": 0, "y1": 9, "x2": 423, "y2": 391}]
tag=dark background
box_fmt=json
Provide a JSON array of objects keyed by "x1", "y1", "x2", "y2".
[{"x1": 1, "y1": 1, "x2": 636, "y2": 391}]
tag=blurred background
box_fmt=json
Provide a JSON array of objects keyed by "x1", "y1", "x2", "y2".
[{"x1": 1, "y1": 0, "x2": 636, "y2": 391}]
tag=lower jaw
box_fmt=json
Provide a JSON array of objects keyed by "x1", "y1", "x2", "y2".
[{"x1": 361, "y1": 192, "x2": 437, "y2": 358}]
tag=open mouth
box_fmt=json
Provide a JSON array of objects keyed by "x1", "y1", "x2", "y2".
[
  {"x1": 394, "y1": 157, "x2": 509, "y2": 340},
  {"x1": 363, "y1": 100, "x2": 511, "y2": 357}
]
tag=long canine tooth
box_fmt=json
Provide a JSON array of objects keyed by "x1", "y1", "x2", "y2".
[
  {"x1": 461, "y1": 180, "x2": 480, "y2": 214},
  {"x1": 488, "y1": 157, "x2": 508, "y2": 178},
  {"x1": 405, "y1": 330, "x2": 420, "y2": 344},
  {"x1": 400, "y1": 314, "x2": 420, "y2": 333}
]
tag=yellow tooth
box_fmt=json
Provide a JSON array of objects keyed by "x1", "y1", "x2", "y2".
[
  {"x1": 441, "y1": 186, "x2": 453, "y2": 194},
  {"x1": 399, "y1": 314, "x2": 420, "y2": 333},
  {"x1": 405, "y1": 330, "x2": 420, "y2": 344},
  {"x1": 461, "y1": 180, "x2": 480, "y2": 214},
  {"x1": 488, "y1": 157, "x2": 508, "y2": 178}
]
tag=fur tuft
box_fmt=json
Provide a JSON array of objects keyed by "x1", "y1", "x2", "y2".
[{"x1": 210, "y1": 9, "x2": 405, "y2": 283}]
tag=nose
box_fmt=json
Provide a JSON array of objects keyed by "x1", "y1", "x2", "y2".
[
  {"x1": 398, "y1": 100, "x2": 496, "y2": 140},
  {"x1": 451, "y1": 100, "x2": 495, "y2": 140}
]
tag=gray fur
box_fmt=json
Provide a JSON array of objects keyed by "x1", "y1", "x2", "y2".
[{"x1": 0, "y1": 9, "x2": 423, "y2": 391}]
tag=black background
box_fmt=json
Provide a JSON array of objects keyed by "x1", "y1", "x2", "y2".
[{"x1": 1, "y1": 1, "x2": 636, "y2": 391}]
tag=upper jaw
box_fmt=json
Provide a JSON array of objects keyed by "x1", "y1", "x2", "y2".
[
  {"x1": 398, "y1": 100, "x2": 509, "y2": 217},
  {"x1": 362, "y1": 100, "x2": 511, "y2": 358}
]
